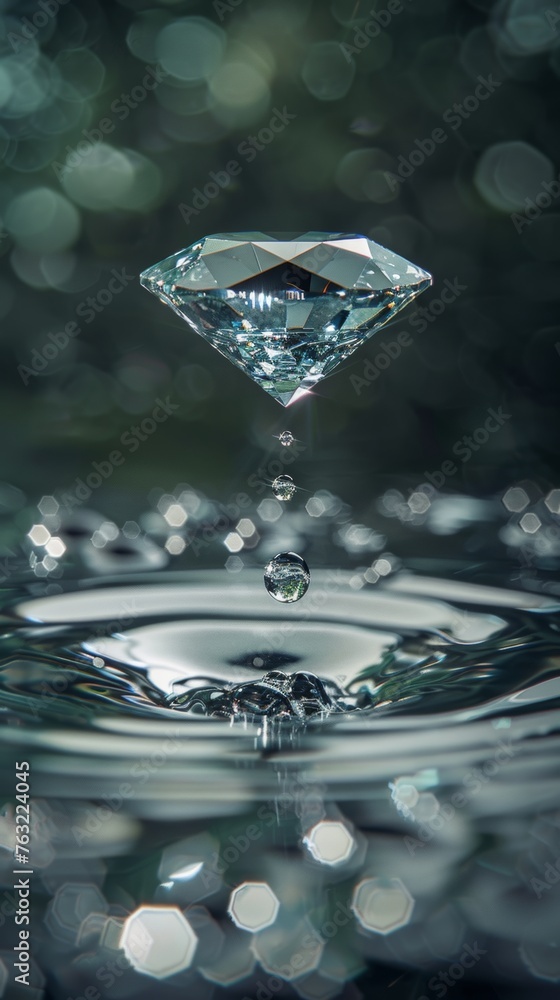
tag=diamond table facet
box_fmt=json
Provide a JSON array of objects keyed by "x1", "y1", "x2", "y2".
[{"x1": 140, "y1": 232, "x2": 432, "y2": 406}]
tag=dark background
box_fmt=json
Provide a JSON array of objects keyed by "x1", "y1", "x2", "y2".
[{"x1": 1, "y1": 0, "x2": 559, "y2": 532}]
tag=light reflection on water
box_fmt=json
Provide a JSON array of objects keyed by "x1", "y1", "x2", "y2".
[{"x1": 0, "y1": 561, "x2": 560, "y2": 998}]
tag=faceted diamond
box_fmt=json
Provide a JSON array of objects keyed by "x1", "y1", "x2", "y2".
[{"x1": 140, "y1": 232, "x2": 432, "y2": 406}]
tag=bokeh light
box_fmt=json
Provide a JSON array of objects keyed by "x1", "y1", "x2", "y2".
[
  {"x1": 5, "y1": 187, "x2": 80, "y2": 252},
  {"x1": 120, "y1": 905, "x2": 198, "y2": 979},
  {"x1": 228, "y1": 881, "x2": 280, "y2": 932},
  {"x1": 156, "y1": 18, "x2": 225, "y2": 83}
]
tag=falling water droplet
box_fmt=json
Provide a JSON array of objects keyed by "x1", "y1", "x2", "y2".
[
  {"x1": 264, "y1": 551, "x2": 310, "y2": 603},
  {"x1": 278, "y1": 431, "x2": 294, "y2": 447},
  {"x1": 272, "y1": 475, "x2": 297, "y2": 501}
]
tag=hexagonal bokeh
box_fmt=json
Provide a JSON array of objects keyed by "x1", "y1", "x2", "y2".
[
  {"x1": 520, "y1": 936, "x2": 560, "y2": 982},
  {"x1": 294, "y1": 970, "x2": 342, "y2": 1000},
  {"x1": 200, "y1": 927, "x2": 256, "y2": 986},
  {"x1": 77, "y1": 912, "x2": 109, "y2": 947},
  {"x1": 390, "y1": 777, "x2": 420, "y2": 813},
  {"x1": 164, "y1": 502, "x2": 188, "y2": 527},
  {"x1": 252, "y1": 917, "x2": 324, "y2": 982},
  {"x1": 545, "y1": 489, "x2": 560, "y2": 515},
  {"x1": 257, "y1": 498, "x2": 283, "y2": 522},
  {"x1": 519, "y1": 512, "x2": 541, "y2": 534},
  {"x1": 100, "y1": 916, "x2": 125, "y2": 952},
  {"x1": 28, "y1": 523, "x2": 51, "y2": 546},
  {"x1": 38, "y1": 495, "x2": 59, "y2": 517},
  {"x1": 120, "y1": 905, "x2": 198, "y2": 980},
  {"x1": 502, "y1": 486, "x2": 530, "y2": 512},
  {"x1": 45, "y1": 883, "x2": 108, "y2": 943},
  {"x1": 319, "y1": 946, "x2": 365, "y2": 984},
  {"x1": 303, "y1": 820, "x2": 356, "y2": 867},
  {"x1": 182, "y1": 904, "x2": 224, "y2": 966},
  {"x1": 352, "y1": 877, "x2": 414, "y2": 935},
  {"x1": 228, "y1": 881, "x2": 280, "y2": 932},
  {"x1": 411, "y1": 792, "x2": 440, "y2": 823}
]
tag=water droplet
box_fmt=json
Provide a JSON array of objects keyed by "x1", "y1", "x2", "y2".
[
  {"x1": 278, "y1": 431, "x2": 294, "y2": 447},
  {"x1": 264, "y1": 552, "x2": 310, "y2": 603},
  {"x1": 272, "y1": 475, "x2": 296, "y2": 501}
]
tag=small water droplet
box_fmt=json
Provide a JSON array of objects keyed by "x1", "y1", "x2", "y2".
[
  {"x1": 264, "y1": 551, "x2": 310, "y2": 603},
  {"x1": 278, "y1": 431, "x2": 294, "y2": 447},
  {"x1": 272, "y1": 475, "x2": 296, "y2": 501}
]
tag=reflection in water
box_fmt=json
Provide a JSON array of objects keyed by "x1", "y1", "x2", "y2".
[
  {"x1": 303, "y1": 820, "x2": 357, "y2": 868},
  {"x1": 352, "y1": 878, "x2": 415, "y2": 936},
  {"x1": 252, "y1": 916, "x2": 325, "y2": 983},
  {"x1": 228, "y1": 882, "x2": 280, "y2": 932},
  {"x1": 2, "y1": 510, "x2": 560, "y2": 996},
  {"x1": 120, "y1": 906, "x2": 198, "y2": 980}
]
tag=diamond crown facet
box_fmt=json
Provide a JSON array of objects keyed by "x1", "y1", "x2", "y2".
[{"x1": 140, "y1": 232, "x2": 432, "y2": 406}]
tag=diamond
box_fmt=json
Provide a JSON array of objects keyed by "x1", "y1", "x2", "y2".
[{"x1": 140, "y1": 232, "x2": 432, "y2": 406}]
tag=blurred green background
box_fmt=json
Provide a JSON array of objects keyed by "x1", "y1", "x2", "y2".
[{"x1": 1, "y1": 0, "x2": 559, "y2": 527}]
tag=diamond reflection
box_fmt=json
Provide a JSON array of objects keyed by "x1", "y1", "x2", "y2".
[{"x1": 45, "y1": 883, "x2": 108, "y2": 944}]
